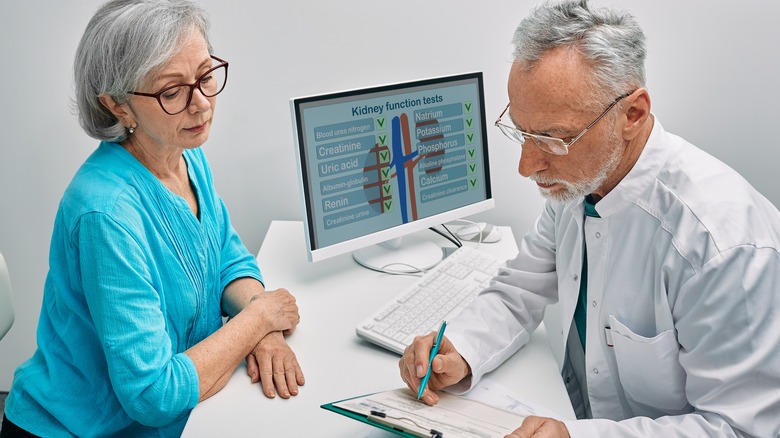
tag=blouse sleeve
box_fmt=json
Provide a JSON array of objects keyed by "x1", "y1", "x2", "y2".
[
  {"x1": 77, "y1": 212, "x2": 200, "y2": 427},
  {"x1": 214, "y1": 196, "x2": 263, "y2": 294}
]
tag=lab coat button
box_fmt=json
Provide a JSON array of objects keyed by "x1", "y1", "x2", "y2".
[
  {"x1": 593, "y1": 368, "x2": 599, "y2": 374},
  {"x1": 592, "y1": 300, "x2": 597, "y2": 307},
  {"x1": 595, "y1": 232, "x2": 601, "y2": 238},
  {"x1": 573, "y1": 274, "x2": 579, "y2": 281}
]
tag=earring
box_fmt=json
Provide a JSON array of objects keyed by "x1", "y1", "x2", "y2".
[{"x1": 128, "y1": 126, "x2": 135, "y2": 134}]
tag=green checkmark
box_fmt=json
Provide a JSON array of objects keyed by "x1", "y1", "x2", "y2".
[
  {"x1": 382, "y1": 183, "x2": 392, "y2": 195},
  {"x1": 376, "y1": 117, "x2": 386, "y2": 129},
  {"x1": 469, "y1": 178, "x2": 478, "y2": 188},
  {"x1": 378, "y1": 134, "x2": 387, "y2": 145},
  {"x1": 379, "y1": 150, "x2": 390, "y2": 163},
  {"x1": 383, "y1": 200, "x2": 393, "y2": 212},
  {"x1": 466, "y1": 118, "x2": 473, "y2": 128},
  {"x1": 469, "y1": 163, "x2": 477, "y2": 174},
  {"x1": 464, "y1": 101, "x2": 472, "y2": 113},
  {"x1": 468, "y1": 148, "x2": 476, "y2": 158},
  {"x1": 467, "y1": 133, "x2": 474, "y2": 143},
  {"x1": 381, "y1": 167, "x2": 391, "y2": 180}
]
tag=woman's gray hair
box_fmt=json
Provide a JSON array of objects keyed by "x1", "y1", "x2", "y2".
[
  {"x1": 74, "y1": 0, "x2": 212, "y2": 141},
  {"x1": 512, "y1": 0, "x2": 646, "y2": 110}
]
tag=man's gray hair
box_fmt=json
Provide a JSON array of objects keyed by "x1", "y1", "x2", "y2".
[
  {"x1": 74, "y1": 0, "x2": 211, "y2": 141},
  {"x1": 512, "y1": 0, "x2": 646, "y2": 109}
]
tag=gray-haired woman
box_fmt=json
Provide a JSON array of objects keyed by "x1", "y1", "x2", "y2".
[{"x1": 1, "y1": 1, "x2": 304, "y2": 436}]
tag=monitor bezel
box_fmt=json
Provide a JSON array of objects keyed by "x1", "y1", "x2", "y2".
[{"x1": 290, "y1": 71, "x2": 493, "y2": 262}]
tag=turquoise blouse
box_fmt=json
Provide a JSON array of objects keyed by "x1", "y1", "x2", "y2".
[{"x1": 6, "y1": 141, "x2": 262, "y2": 437}]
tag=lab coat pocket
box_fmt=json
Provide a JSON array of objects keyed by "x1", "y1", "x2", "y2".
[{"x1": 608, "y1": 315, "x2": 688, "y2": 411}]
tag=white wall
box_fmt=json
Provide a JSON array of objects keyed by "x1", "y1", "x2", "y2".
[{"x1": 1, "y1": 0, "x2": 778, "y2": 390}]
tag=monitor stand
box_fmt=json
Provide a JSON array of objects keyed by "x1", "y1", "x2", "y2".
[{"x1": 352, "y1": 236, "x2": 443, "y2": 274}]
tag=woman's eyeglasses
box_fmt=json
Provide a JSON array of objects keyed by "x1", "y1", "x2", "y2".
[{"x1": 128, "y1": 55, "x2": 228, "y2": 115}]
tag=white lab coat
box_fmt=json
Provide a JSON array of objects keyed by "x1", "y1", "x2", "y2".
[{"x1": 446, "y1": 118, "x2": 780, "y2": 437}]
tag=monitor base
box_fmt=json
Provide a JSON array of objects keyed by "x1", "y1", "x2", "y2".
[{"x1": 352, "y1": 237, "x2": 443, "y2": 273}]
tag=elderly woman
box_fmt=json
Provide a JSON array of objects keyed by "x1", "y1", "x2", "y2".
[{"x1": 1, "y1": 1, "x2": 304, "y2": 436}]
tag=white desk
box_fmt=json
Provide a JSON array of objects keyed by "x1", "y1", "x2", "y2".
[{"x1": 182, "y1": 220, "x2": 574, "y2": 437}]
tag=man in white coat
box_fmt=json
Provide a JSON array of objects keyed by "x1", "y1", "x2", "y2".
[{"x1": 398, "y1": 1, "x2": 780, "y2": 437}]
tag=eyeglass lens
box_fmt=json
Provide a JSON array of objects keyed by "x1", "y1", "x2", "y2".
[
  {"x1": 496, "y1": 123, "x2": 566, "y2": 155},
  {"x1": 530, "y1": 136, "x2": 566, "y2": 155}
]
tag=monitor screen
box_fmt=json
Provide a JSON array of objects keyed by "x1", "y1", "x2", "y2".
[{"x1": 290, "y1": 72, "x2": 493, "y2": 269}]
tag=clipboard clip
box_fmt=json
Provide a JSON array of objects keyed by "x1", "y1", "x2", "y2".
[{"x1": 369, "y1": 410, "x2": 443, "y2": 438}]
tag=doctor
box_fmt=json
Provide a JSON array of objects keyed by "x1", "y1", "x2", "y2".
[{"x1": 398, "y1": 0, "x2": 780, "y2": 436}]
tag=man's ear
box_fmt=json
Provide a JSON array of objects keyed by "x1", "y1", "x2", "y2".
[
  {"x1": 622, "y1": 88, "x2": 651, "y2": 141},
  {"x1": 98, "y1": 94, "x2": 135, "y2": 128}
]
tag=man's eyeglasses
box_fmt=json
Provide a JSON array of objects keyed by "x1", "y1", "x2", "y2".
[
  {"x1": 128, "y1": 55, "x2": 228, "y2": 115},
  {"x1": 494, "y1": 92, "x2": 630, "y2": 155}
]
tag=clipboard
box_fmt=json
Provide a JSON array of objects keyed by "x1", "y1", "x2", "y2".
[
  {"x1": 322, "y1": 387, "x2": 526, "y2": 438},
  {"x1": 322, "y1": 394, "x2": 434, "y2": 437}
]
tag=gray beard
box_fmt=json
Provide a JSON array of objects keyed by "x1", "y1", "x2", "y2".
[{"x1": 534, "y1": 130, "x2": 622, "y2": 203}]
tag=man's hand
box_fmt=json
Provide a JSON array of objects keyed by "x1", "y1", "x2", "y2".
[
  {"x1": 398, "y1": 333, "x2": 470, "y2": 405},
  {"x1": 505, "y1": 416, "x2": 570, "y2": 438},
  {"x1": 246, "y1": 331, "x2": 305, "y2": 399}
]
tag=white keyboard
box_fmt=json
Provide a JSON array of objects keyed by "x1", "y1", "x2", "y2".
[{"x1": 356, "y1": 245, "x2": 504, "y2": 354}]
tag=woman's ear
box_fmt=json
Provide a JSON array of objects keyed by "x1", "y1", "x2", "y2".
[
  {"x1": 99, "y1": 94, "x2": 136, "y2": 128},
  {"x1": 622, "y1": 88, "x2": 651, "y2": 141}
]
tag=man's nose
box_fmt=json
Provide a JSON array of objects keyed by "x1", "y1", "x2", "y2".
[{"x1": 518, "y1": 141, "x2": 548, "y2": 177}]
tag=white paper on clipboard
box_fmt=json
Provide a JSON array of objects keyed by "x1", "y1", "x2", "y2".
[{"x1": 332, "y1": 387, "x2": 527, "y2": 438}]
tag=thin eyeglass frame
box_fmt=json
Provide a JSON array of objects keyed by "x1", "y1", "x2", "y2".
[{"x1": 494, "y1": 92, "x2": 631, "y2": 155}]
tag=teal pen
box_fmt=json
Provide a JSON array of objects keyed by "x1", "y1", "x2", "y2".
[{"x1": 417, "y1": 321, "x2": 447, "y2": 399}]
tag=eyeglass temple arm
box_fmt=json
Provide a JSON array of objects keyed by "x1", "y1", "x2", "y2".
[
  {"x1": 494, "y1": 103, "x2": 511, "y2": 126},
  {"x1": 569, "y1": 92, "x2": 631, "y2": 144}
]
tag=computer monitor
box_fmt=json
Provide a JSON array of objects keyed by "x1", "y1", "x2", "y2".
[{"x1": 290, "y1": 72, "x2": 493, "y2": 271}]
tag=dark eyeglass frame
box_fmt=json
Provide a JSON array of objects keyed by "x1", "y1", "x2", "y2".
[
  {"x1": 494, "y1": 92, "x2": 631, "y2": 155},
  {"x1": 128, "y1": 55, "x2": 229, "y2": 115}
]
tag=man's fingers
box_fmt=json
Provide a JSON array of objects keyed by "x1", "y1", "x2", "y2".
[
  {"x1": 519, "y1": 415, "x2": 545, "y2": 432},
  {"x1": 428, "y1": 348, "x2": 468, "y2": 390},
  {"x1": 432, "y1": 353, "x2": 450, "y2": 374},
  {"x1": 506, "y1": 416, "x2": 568, "y2": 438},
  {"x1": 507, "y1": 416, "x2": 539, "y2": 438},
  {"x1": 419, "y1": 387, "x2": 439, "y2": 405},
  {"x1": 398, "y1": 354, "x2": 419, "y2": 394},
  {"x1": 412, "y1": 334, "x2": 436, "y2": 377}
]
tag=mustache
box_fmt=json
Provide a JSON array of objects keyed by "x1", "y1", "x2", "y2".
[{"x1": 530, "y1": 173, "x2": 566, "y2": 186}]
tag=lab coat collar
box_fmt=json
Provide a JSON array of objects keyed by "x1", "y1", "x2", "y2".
[{"x1": 588, "y1": 115, "x2": 672, "y2": 218}]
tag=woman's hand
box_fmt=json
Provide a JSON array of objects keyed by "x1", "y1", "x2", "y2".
[
  {"x1": 246, "y1": 331, "x2": 305, "y2": 399},
  {"x1": 247, "y1": 288, "x2": 300, "y2": 335}
]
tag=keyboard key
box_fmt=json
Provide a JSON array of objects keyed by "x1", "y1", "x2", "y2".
[{"x1": 374, "y1": 302, "x2": 399, "y2": 321}]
